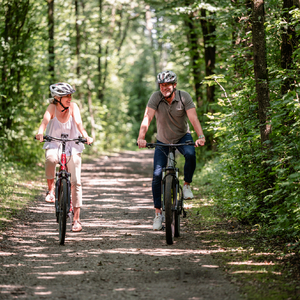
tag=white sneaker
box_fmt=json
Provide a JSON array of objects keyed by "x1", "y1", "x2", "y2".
[
  {"x1": 45, "y1": 191, "x2": 55, "y2": 203},
  {"x1": 183, "y1": 184, "x2": 194, "y2": 199},
  {"x1": 153, "y1": 213, "x2": 163, "y2": 231}
]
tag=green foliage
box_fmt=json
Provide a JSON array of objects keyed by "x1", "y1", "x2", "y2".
[{"x1": 1, "y1": 0, "x2": 300, "y2": 243}]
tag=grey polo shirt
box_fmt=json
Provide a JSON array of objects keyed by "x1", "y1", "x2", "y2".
[{"x1": 147, "y1": 90, "x2": 195, "y2": 144}]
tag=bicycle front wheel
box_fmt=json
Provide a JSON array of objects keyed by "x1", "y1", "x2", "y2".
[
  {"x1": 164, "y1": 174, "x2": 175, "y2": 245},
  {"x1": 174, "y1": 185, "x2": 182, "y2": 237},
  {"x1": 58, "y1": 178, "x2": 68, "y2": 245}
]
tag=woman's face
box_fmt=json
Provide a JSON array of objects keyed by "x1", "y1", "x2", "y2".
[{"x1": 59, "y1": 94, "x2": 72, "y2": 108}]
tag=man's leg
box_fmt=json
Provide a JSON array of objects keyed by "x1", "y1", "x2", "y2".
[
  {"x1": 177, "y1": 133, "x2": 196, "y2": 199},
  {"x1": 152, "y1": 142, "x2": 168, "y2": 230}
]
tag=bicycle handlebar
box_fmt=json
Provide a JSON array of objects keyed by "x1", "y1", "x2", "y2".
[
  {"x1": 144, "y1": 140, "x2": 195, "y2": 148},
  {"x1": 34, "y1": 135, "x2": 89, "y2": 145}
]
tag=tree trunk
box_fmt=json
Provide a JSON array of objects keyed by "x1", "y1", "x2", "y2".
[
  {"x1": 75, "y1": 0, "x2": 80, "y2": 76},
  {"x1": 252, "y1": 0, "x2": 271, "y2": 146},
  {"x1": 48, "y1": 0, "x2": 55, "y2": 86},
  {"x1": 200, "y1": 9, "x2": 216, "y2": 107},
  {"x1": 87, "y1": 77, "x2": 96, "y2": 140},
  {"x1": 281, "y1": 0, "x2": 299, "y2": 95},
  {"x1": 145, "y1": 5, "x2": 158, "y2": 88},
  {"x1": 98, "y1": 0, "x2": 103, "y2": 103},
  {"x1": 185, "y1": 13, "x2": 202, "y2": 108}
]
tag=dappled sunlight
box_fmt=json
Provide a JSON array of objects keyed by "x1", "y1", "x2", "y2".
[
  {"x1": 228, "y1": 261, "x2": 276, "y2": 266},
  {"x1": 230, "y1": 270, "x2": 281, "y2": 275},
  {"x1": 0, "y1": 151, "x2": 242, "y2": 299}
]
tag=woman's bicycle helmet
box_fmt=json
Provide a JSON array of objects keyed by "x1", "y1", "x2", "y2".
[
  {"x1": 157, "y1": 71, "x2": 177, "y2": 84},
  {"x1": 50, "y1": 82, "x2": 76, "y2": 97},
  {"x1": 49, "y1": 82, "x2": 76, "y2": 112}
]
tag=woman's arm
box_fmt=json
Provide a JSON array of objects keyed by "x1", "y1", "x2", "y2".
[
  {"x1": 35, "y1": 104, "x2": 55, "y2": 142},
  {"x1": 72, "y1": 103, "x2": 93, "y2": 144}
]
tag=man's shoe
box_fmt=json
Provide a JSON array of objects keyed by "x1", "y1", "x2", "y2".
[
  {"x1": 153, "y1": 213, "x2": 163, "y2": 231},
  {"x1": 183, "y1": 184, "x2": 194, "y2": 200}
]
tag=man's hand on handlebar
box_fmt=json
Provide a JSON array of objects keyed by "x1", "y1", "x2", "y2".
[
  {"x1": 195, "y1": 138, "x2": 205, "y2": 147},
  {"x1": 137, "y1": 139, "x2": 147, "y2": 149}
]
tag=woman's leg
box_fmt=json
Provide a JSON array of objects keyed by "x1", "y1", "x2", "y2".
[
  {"x1": 45, "y1": 149, "x2": 59, "y2": 201},
  {"x1": 67, "y1": 153, "x2": 82, "y2": 222}
]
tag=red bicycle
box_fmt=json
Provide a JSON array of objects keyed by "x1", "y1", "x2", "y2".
[{"x1": 36, "y1": 134, "x2": 87, "y2": 245}]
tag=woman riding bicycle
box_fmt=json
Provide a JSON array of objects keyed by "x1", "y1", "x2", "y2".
[{"x1": 36, "y1": 82, "x2": 93, "y2": 232}]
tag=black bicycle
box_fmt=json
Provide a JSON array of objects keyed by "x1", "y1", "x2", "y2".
[
  {"x1": 146, "y1": 141, "x2": 194, "y2": 245},
  {"x1": 36, "y1": 134, "x2": 87, "y2": 245}
]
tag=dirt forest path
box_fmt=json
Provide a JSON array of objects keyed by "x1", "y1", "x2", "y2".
[{"x1": 0, "y1": 150, "x2": 241, "y2": 300}]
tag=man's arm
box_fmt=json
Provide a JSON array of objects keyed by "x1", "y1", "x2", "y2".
[
  {"x1": 186, "y1": 108, "x2": 205, "y2": 147},
  {"x1": 137, "y1": 106, "x2": 156, "y2": 148}
]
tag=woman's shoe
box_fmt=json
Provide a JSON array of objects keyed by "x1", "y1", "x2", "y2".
[
  {"x1": 72, "y1": 220, "x2": 82, "y2": 232},
  {"x1": 45, "y1": 191, "x2": 55, "y2": 203}
]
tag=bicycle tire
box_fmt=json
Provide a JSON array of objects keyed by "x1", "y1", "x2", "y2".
[
  {"x1": 164, "y1": 174, "x2": 175, "y2": 245},
  {"x1": 174, "y1": 185, "x2": 182, "y2": 237},
  {"x1": 174, "y1": 209, "x2": 180, "y2": 238},
  {"x1": 58, "y1": 178, "x2": 68, "y2": 245}
]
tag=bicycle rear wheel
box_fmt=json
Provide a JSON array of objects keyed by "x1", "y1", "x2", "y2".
[
  {"x1": 58, "y1": 178, "x2": 68, "y2": 245},
  {"x1": 164, "y1": 174, "x2": 175, "y2": 245}
]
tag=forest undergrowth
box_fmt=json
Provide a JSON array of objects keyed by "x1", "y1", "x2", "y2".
[{"x1": 186, "y1": 157, "x2": 300, "y2": 300}]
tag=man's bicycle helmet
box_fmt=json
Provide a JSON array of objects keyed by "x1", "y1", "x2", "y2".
[
  {"x1": 50, "y1": 82, "x2": 76, "y2": 97},
  {"x1": 157, "y1": 71, "x2": 177, "y2": 84}
]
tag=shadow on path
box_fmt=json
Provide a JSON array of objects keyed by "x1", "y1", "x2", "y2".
[{"x1": 0, "y1": 150, "x2": 241, "y2": 299}]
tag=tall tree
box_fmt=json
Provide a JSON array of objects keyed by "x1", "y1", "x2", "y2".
[
  {"x1": 281, "y1": 0, "x2": 300, "y2": 95},
  {"x1": 185, "y1": 12, "x2": 202, "y2": 108},
  {"x1": 145, "y1": 5, "x2": 158, "y2": 84},
  {"x1": 252, "y1": 0, "x2": 271, "y2": 145},
  {"x1": 48, "y1": 0, "x2": 55, "y2": 85},
  {"x1": 200, "y1": 8, "x2": 216, "y2": 106},
  {"x1": 75, "y1": 0, "x2": 80, "y2": 76}
]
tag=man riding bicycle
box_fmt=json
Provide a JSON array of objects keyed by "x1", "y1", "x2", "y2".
[{"x1": 137, "y1": 71, "x2": 205, "y2": 231}]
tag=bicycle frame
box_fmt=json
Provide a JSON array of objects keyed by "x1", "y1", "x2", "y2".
[
  {"x1": 36, "y1": 133, "x2": 87, "y2": 244},
  {"x1": 54, "y1": 134, "x2": 72, "y2": 228},
  {"x1": 146, "y1": 140, "x2": 194, "y2": 244}
]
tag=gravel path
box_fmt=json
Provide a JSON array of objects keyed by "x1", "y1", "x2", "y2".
[{"x1": 0, "y1": 150, "x2": 241, "y2": 299}]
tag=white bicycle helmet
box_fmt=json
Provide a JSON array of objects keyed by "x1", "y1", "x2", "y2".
[
  {"x1": 50, "y1": 82, "x2": 76, "y2": 97},
  {"x1": 157, "y1": 71, "x2": 177, "y2": 84}
]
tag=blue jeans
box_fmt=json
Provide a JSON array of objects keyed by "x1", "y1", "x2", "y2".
[{"x1": 152, "y1": 133, "x2": 196, "y2": 209}]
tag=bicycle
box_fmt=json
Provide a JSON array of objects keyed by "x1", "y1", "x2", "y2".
[
  {"x1": 35, "y1": 134, "x2": 87, "y2": 245},
  {"x1": 146, "y1": 140, "x2": 195, "y2": 245}
]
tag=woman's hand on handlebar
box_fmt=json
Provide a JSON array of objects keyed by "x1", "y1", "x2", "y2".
[
  {"x1": 35, "y1": 133, "x2": 44, "y2": 142},
  {"x1": 137, "y1": 139, "x2": 147, "y2": 148},
  {"x1": 86, "y1": 136, "x2": 93, "y2": 145}
]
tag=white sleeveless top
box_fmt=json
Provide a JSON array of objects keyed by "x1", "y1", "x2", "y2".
[{"x1": 43, "y1": 107, "x2": 84, "y2": 155}]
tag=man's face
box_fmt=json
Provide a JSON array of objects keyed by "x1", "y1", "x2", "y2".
[{"x1": 160, "y1": 82, "x2": 177, "y2": 98}]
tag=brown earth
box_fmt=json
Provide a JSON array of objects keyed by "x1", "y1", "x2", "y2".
[{"x1": 0, "y1": 150, "x2": 242, "y2": 299}]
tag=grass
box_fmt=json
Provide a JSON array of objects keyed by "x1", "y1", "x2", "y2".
[
  {"x1": 177, "y1": 155, "x2": 300, "y2": 300},
  {"x1": 0, "y1": 161, "x2": 45, "y2": 232}
]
